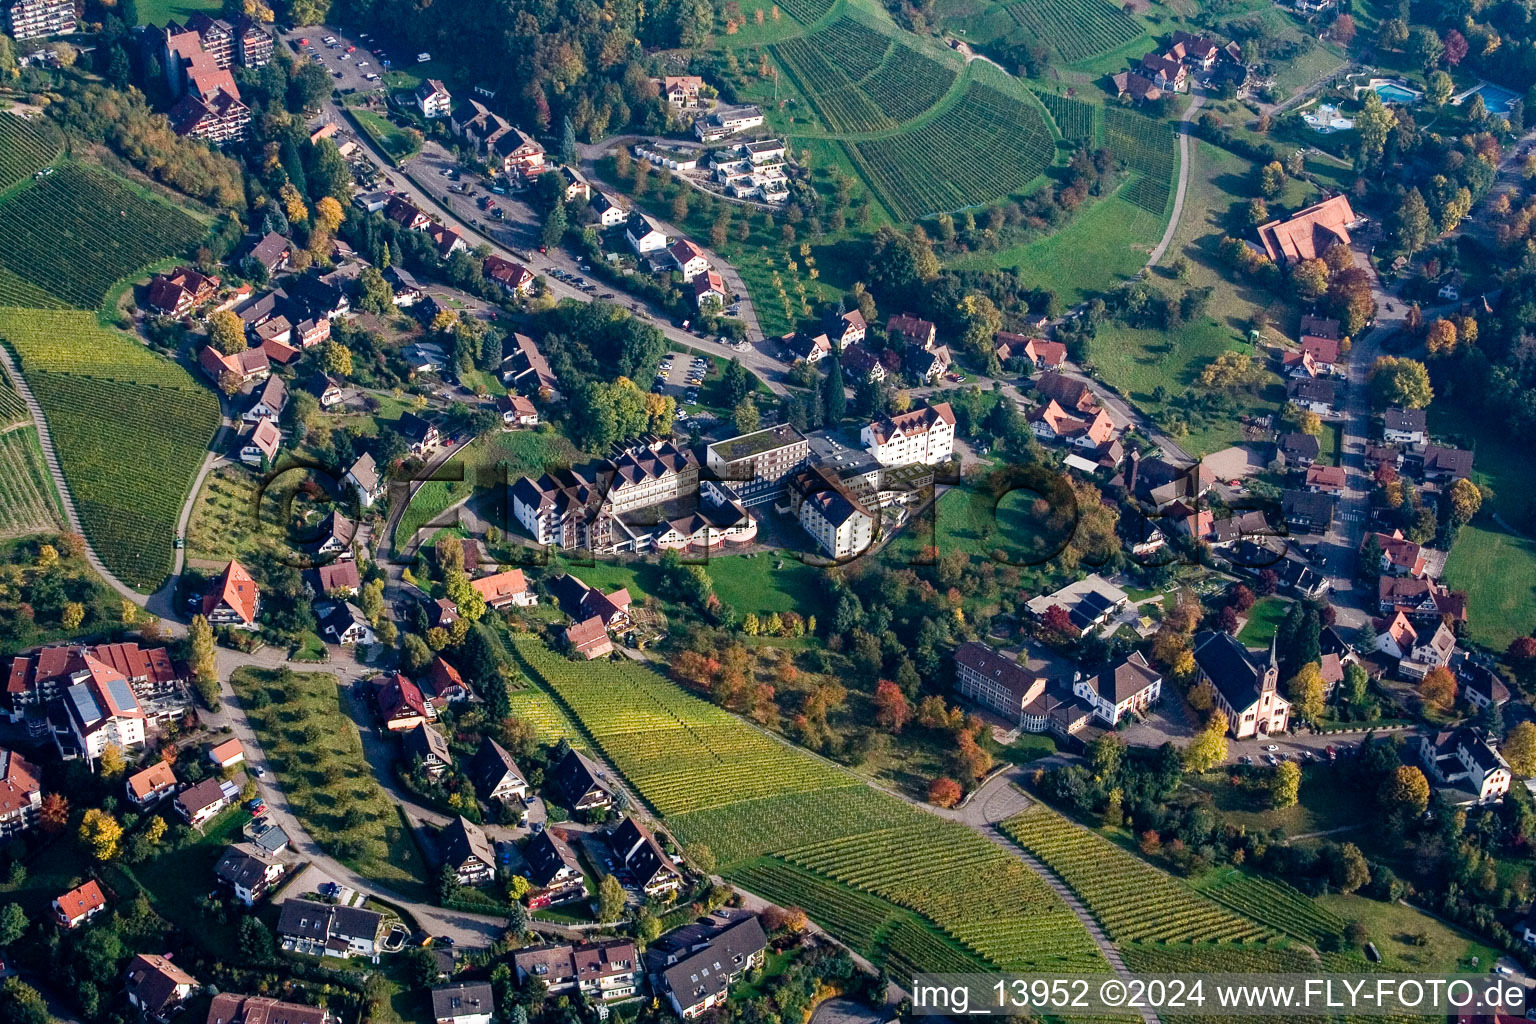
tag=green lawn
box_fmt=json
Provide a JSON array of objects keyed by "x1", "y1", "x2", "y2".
[
  {"x1": 950, "y1": 192, "x2": 1166, "y2": 306},
  {"x1": 1188, "y1": 764, "x2": 1367, "y2": 838},
  {"x1": 133, "y1": 0, "x2": 221, "y2": 24},
  {"x1": 545, "y1": 550, "x2": 835, "y2": 622},
  {"x1": 129, "y1": 805, "x2": 248, "y2": 959},
  {"x1": 230, "y1": 666, "x2": 431, "y2": 901},
  {"x1": 398, "y1": 429, "x2": 579, "y2": 546},
  {"x1": 1442, "y1": 522, "x2": 1536, "y2": 651},
  {"x1": 346, "y1": 106, "x2": 422, "y2": 165},
  {"x1": 1236, "y1": 596, "x2": 1290, "y2": 645},
  {"x1": 1316, "y1": 893, "x2": 1499, "y2": 973}
]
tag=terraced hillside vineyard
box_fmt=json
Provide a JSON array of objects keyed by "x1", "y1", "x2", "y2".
[
  {"x1": 1001, "y1": 806, "x2": 1279, "y2": 945},
  {"x1": 1039, "y1": 92, "x2": 1098, "y2": 143},
  {"x1": 509, "y1": 633, "x2": 1108, "y2": 974},
  {"x1": 771, "y1": 19, "x2": 957, "y2": 134},
  {"x1": 0, "y1": 308, "x2": 219, "y2": 589},
  {"x1": 1104, "y1": 106, "x2": 1177, "y2": 215},
  {"x1": 849, "y1": 81, "x2": 1054, "y2": 219},
  {"x1": 0, "y1": 115, "x2": 63, "y2": 193},
  {"x1": 1197, "y1": 872, "x2": 1347, "y2": 944},
  {"x1": 0, "y1": 428, "x2": 63, "y2": 538},
  {"x1": 0, "y1": 166, "x2": 205, "y2": 309},
  {"x1": 1003, "y1": 0, "x2": 1145, "y2": 62}
]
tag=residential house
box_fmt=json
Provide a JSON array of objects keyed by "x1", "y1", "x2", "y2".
[
  {"x1": 693, "y1": 270, "x2": 727, "y2": 310},
  {"x1": 1282, "y1": 488, "x2": 1333, "y2": 532},
  {"x1": 1305, "y1": 464, "x2": 1346, "y2": 494},
  {"x1": 1256, "y1": 194, "x2": 1361, "y2": 266},
  {"x1": 208, "y1": 738, "x2": 244, "y2": 769},
  {"x1": 592, "y1": 193, "x2": 628, "y2": 228},
  {"x1": 492, "y1": 127, "x2": 545, "y2": 178},
  {"x1": 513, "y1": 940, "x2": 641, "y2": 1000},
  {"x1": 862, "y1": 402, "x2": 955, "y2": 467},
  {"x1": 125, "y1": 954, "x2": 200, "y2": 1023},
  {"x1": 1035, "y1": 371, "x2": 1099, "y2": 415},
  {"x1": 1382, "y1": 408, "x2": 1427, "y2": 445},
  {"x1": 214, "y1": 843, "x2": 285, "y2": 905},
  {"x1": 62, "y1": 655, "x2": 149, "y2": 762},
  {"x1": 1277, "y1": 431, "x2": 1321, "y2": 468},
  {"x1": 886, "y1": 313, "x2": 936, "y2": 350},
  {"x1": 199, "y1": 345, "x2": 270, "y2": 389},
  {"x1": 565, "y1": 617, "x2": 614, "y2": 660},
  {"x1": 432, "y1": 984, "x2": 495, "y2": 1024},
  {"x1": 905, "y1": 344, "x2": 952, "y2": 382},
  {"x1": 1030, "y1": 400, "x2": 1116, "y2": 449},
  {"x1": 1110, "y1": 70, "x2": 1163, "y2": 103},
  {"x1": 626, "y1": 213, "x2": 667, "y2": 255},
  {"x1": 1419, "y1": 727, "x2": 1511, "y2": 805},
  {"x1": 397, "y1": 412, "x2": 439, "y2": 455},
  {"x1": 54, "y1": 880, "x2": 108, "y2": 928},
  {"x1": 126, "y1": 761, "x2": 177, "y2": 808},
  {"x1": 1422, "y1": 444, "x2": 1473, "y2": 482},
  {"x1": 1210, "y1": 510, "x2": 1271, "y2": 549},
  {"x1": 484, "y1": 254, "x2": 534, "y2": 297},
  {"x1": 347, "y1": 452, "x2": 384, "y2": 508},
  {"x1": 148, "y1": 266, "x2": 220, "y2": 317},
  {"x1": 470, "y1": 569, "x2": 535, "y2": 609},
  {"x1": 1072, "y1": 652, "x2": 1163, "y2": 726},
  {"x1": 669, "y1": 239, "x2": 710, "y2": 281},
  {"x1": 276, "y1": 899, "x2": 384, "y2": 958},
  {"x1": 428, "y1": 224, "x2": 467, "y2": 259},
  {"x1": 314, "y1": 511, "x2": 356, "y2": 561},
  {"x1": 242, "y1": 375, "x2": 287, "y2": 425},
  {"x1": 826, "y1": 308, "x2": 867, "y2": 350},
  {"x1": 497, "y1": 393, "x2": 539, "y2": 428},
  {"x1": 245, "y1": 232, "x2": 291, "y2": 275},
  {"x1": 1463, "y1": 665, "x2": 1511, "y2": 710},
  {"x1": 402, "y1": 723, "x2": 452, "y2": 777},
  {"x1": 1191, "y1": 632, "x2": 1289, "y2": 738},
  {"x1": 1376, "y1": 613, "x2": 1421, "y2": 664},
  {"x1": 375, "y1": 674, "x2": 431, "y2": 730},
  {"x1": 661, "y1": 75, "x2": 704, "y2": 106},
  {"x1": 426, "y1": 656, "x2": 472, "y2": 705},
  {"x1": 994, "y1": 331, "x2": 1066, "y2": 370},
  {"x1": 202, "y1": 559, "x2": 261, "y2": 628},
  {"x1": 384, "y1": 265, "x2": 425, "y2": 307},
  {"x1": 560, "y1": 165, "x2": 590, "y2": 202},
  {"x1": 302, "y1": 371, "x2": 344, "y2": 410},
  {"x1": 787, "y1": 332, "x2": 831, "y2": 363},
  {"x1": 468, "y1": 736, "x2": 528, "y2": 803},
  {"x1": 658, "y1": 915, "x2": 768, "y2": 1018},
  {"x1": 1400, "y1": 620, "x2": 1457, "y2": 681},
  {"x1": 1140, "y1": 52, "x2": 1188, "y2": 90},
  {"x1": 1287, "y1": 376, "x2": 1337, "y2": 415},
  {"x1": 609, "y1": 816, "x2": 682, "y2": 898},
  {"x1": 176, "y1": 777, "x2": 237, "y2": 826},
  {"x1": 549, "y1": 748, "x2": 612, "y2": 811},
  {"x1": 239, "y1": 418, "x2": 281, "y2": 467},
  {"x1": 1299, "y1": 315, "x2": 1343, "y2": 372},
  {"x1": 502, "y1": 332, "x2": 559, "y2": 397},
  {"x1": 415, "y1": 79, "x2": 452, "y2": 117},
  {"x1": 440, "y1": 815, "x2": 496, "y2": 886},
  {"x1": 0, "y1": 747, "x2": 41, "y2": 837},
  {"x1": 1364, "y1": 529, "x2": 1427, "y2": 577},
  {"x1": 206, "y1": 994, "x2": 334, "y2": 1024},
  {"x1": 318, "y1": 601, "x2": 373, "y2": 646},
  {"x1": 841, "y1": 343, "x2": 887, "y2": 384},
  {"x1": 525, "y1": 829, "x2": 585, "y2": 901}
]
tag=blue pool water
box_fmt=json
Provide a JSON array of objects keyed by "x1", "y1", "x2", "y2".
[
  {"x1": 1470, "y1": 83, "x2": 1519, "y2": 115},
  {"x1": 1372, "y1": 82, "x2": 1421, "y2": 104}
]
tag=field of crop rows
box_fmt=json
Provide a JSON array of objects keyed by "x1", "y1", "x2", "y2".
[
  {"x1": 670, "y1": 785, "x2": 912, "y2": 867},
  {"x1": 1002, "y1": 808, "x2": 1278, "y2": 945},
  {"x1": 773, "y1": 0, "x2": 834, "y2": 26},
  {"x1": 772, "y1": 19, "x2": 957, "y2": 135},
  {"x1": 509, "y1": 634, "x2": 856, "y2": 815},
  {"x1": 1003, "y1": 0, "x2": 1143, "y2": 62},
  {"x1": 1039, "y1": 92, "x2": 1098, "y2": 143},
  {"x1": 850, "y1": 82, "x2": 1053, "y2": 220},
  {"x1": 506, "y1": 686, "x2": 586, "y2": 746},
  {"x1": 0, "y1": 166, "x2": 205, "y2": 310},
  {"x1": 1103, "y1": 106, "x2": 1175, "y2": 215},
  {"x1": 1199, "y1": 872, "x2": 1346, "y2": 944},
  {"x1": 0, "y1": 308, "x2": 218, "y2": 590},
  {"x1": 0, "y1": 116, "x2": 62, "y2": 194},
  {"x1": 1122, "y1": 943, "x2": 1320, "y2": 1024},
  {"x1": 0, "y1": 427, "x2": 62, "y2": 539},
  {"x1": 0, "y1": 365, "x2": 26, "y2": 426},
  {"x1": 777, "y1": 822, "x2": 1109, "y2": 971}
]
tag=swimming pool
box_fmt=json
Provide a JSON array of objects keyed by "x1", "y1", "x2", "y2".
[
  {"x1": 1468, "y1": 82, "x2": 1519, "y2": 115},
  {"x1": 1372, "y1": 81, "x2": 1422, "y2": 104}
]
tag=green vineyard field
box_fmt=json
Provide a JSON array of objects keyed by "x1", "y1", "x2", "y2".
[
  {"x1": 0, "y1": 427, "x2": 62, "y2": 538},
  {"x1": 0, "y1": 308, "x2": 219, "y2": 589},
  {"x1": 1198, "y1": 872, "x2": 1346, "y2": 944},
  {"x1": 0, "y1": 116, "x2": 63, "y2": 194},
  {"x1": 1104, "y1": 106, "x2": 1175, "y2": 215},
  {"x1": 849, "y1": 82, "x2": 1053, "y2": 219},
  {"x1": 771, "y1": 19, "x2": 956, "y2": 135},
  {"x1": 1002, "y1": 807, "x2": 1278, "y2": 945},
  {"x1": 1003, "y1": 0, "x2": 1143, "y2": 62},
  {"x1": 1039, "y1": 92, "x2": 1098, "y2": 142},
  {"x1": 0, "y1": 166, "x2": 205, "y2": 309}
]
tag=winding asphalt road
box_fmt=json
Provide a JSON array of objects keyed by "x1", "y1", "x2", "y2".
[{"x1": 1146, "y1": 87, "x2": 1206, "y2": 268}]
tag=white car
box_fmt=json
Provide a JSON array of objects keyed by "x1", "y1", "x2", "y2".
[
  {"x1": 1264, "y1": 744, "x2": 1279, "y2": 752},
  {"x1": 356, "y1": 60, "x2": 369, "y2": 67}
]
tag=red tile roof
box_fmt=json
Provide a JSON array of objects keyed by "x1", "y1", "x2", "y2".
[
  {"x1": 56, "y1": 880, "x2": 106, "y2": 920},
  {"x1": 203, "y1": 559, "x2": 260, "y2": 624}
]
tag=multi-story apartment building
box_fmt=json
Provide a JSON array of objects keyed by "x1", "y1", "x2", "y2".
[
  {"x1": 234, "y1": 17, "x2": 272, "y2": 66},
  {"x1": 705, "y1": 424, "x2": 809, "y2": 507},
  {"x1": 7, "y1": 642, "x2": 180, "y2": 719},
  {"x1": 3, "y1": 0, "x2": 75, "y2": 38},
  {"x1": 512, "y1": 440, "x2": 699, "y2": 553},
  {"x1": 0, "y1": 747, "x2": 42, "y2": 838},
  {"x1": 160, "y1": 21, "x2": 250, "y2": 144},
  {"x1": 63, "y1": 656, "x2": 149, "y2": 762},
  {"x1": 861, "y1": 401, "x2": 955, "y2": 467},
  {"x1": 512, "y1": 939, "x2": 640, "y2": 1001},
  {"x1": 791, "y1": 464, "x2": 875, "y2": 559}
]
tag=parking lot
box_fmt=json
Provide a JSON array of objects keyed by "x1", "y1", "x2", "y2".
[{"x1": 653, "y1": 351, "x2": 709, "y2": 409}]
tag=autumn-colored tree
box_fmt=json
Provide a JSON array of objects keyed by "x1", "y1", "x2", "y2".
[
  {"x1": 1447, "y1": 478, "x2": 1482, "y2": 525},
  {"x1": 1039, "y1": 604, "x2": 1078, "y2": 640},
  {"x1": 79, "y1": 808, "x2": 123, "y2": 861},
  {"x1": 1229, "y1": 585, "x2": 1256, "y2": 612},
  {"x1": 917, "y1": 694, "x2": 950, "y2": 729},
  {"x1": 61, "y1": 602, "x2": 84, "y2": 629},
  {"x1": 1271, "y1": 760, "x2": 1301, "y2": 808},
  {"x1": 1285, "y1": 663, "x2": 1327, "y2": 722},
  {"x1": 1184, "y1": 711, "x2": 1229, "y2": 772},
  {"x1": 1333, "y1": 13, "x2": 1355, "y2": 44},
  {"x1": 207, "y1": 309, "x2": 247, "y2": 355},
  {"x1": 928, "y1": 776, "x2": 963, "y2": 808},
  {"x1": 39, "y1": 792, "x2": 68, "y2": 834},
  {"x1": 1418, "y1": 666, "x2": 1457, "y2": 711},
  {"x1": 314, "y1": 195, "x2": 344, "y2": 233},
  {"x1": 1380, "y1": 765, "x2": 1431, "y2": 818},
  {"x1": 1187, "y1": 679, "x2": 1216, "y2": 713},
  {"x1": 1497, "y1": 721, "x2": 1536, "y2": 776},
  {"x1": 1165, "y1": 590, "x2": 1203, "y2": 633},
  {"x1": 953, "y1": 730, "x2": 992, "y2": 783},
  {"x1": 98, "y1": 742, "x2": 126, "y2": 778},
  {"x1": 1424, "y1": 318, "x2": 1458, "y2": 356},
  {"x1": 873, "y1": 680, "x2": 910, "y2": 733},
  {"x1": 1151, "y1": 628, "x2": 1190, "y2": 669},
  {"x1": 1370, "y1": 356, "x2": 1434, "y2": 409}
]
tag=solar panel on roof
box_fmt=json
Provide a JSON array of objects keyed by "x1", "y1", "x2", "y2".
[
  {"x1": 67, "y1": 683, "x2": 103, "y2": 724},
  {"x1": 1078, "y1": 590, "x2": 1114, "y2": 614},
  {"x1": 106, "y1": 676, "x2": 140, "y2": 712}
]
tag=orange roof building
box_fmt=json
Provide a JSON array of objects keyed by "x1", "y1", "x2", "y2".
[
  {"x1": 126, "y1": 761, "x2": 178, "y2": 805},
  {"x1": 203, "y1": 559, "x2": 260, "y2": 627},
  {"x1": 55, "y1": 879, "x2": 108, "y2": 928},
  {"x1": 470, "y1": 569, "x2": 533, "y2": 609},
  {"x1": 1256, "y1": 195, "x2": 1360, "y2": 265}
]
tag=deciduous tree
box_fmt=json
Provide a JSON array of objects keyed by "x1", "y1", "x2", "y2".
[
  {"x1": 1502, "y1": 721, "x2": 1536, "y2": 776},
  {"x1": 928, "y1": 776, "x2": 962, "y2": 807},
  {"x1": 208, "y1": 310, "x2": 247, "y2": 355},
  {"x1": 1271, "y1": 760, "x2": 1301, "y2": 808},
  {"x1": 1418, "y1": 666, "x2": 1457, "y2": 711}
]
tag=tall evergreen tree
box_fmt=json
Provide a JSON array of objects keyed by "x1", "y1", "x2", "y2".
[
  {"x1": 560, "y1": 116, "x2": 578, "y2": 167},
  {"x1": 823, "y1": 354, "x2": 846, "y2": 424}
]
